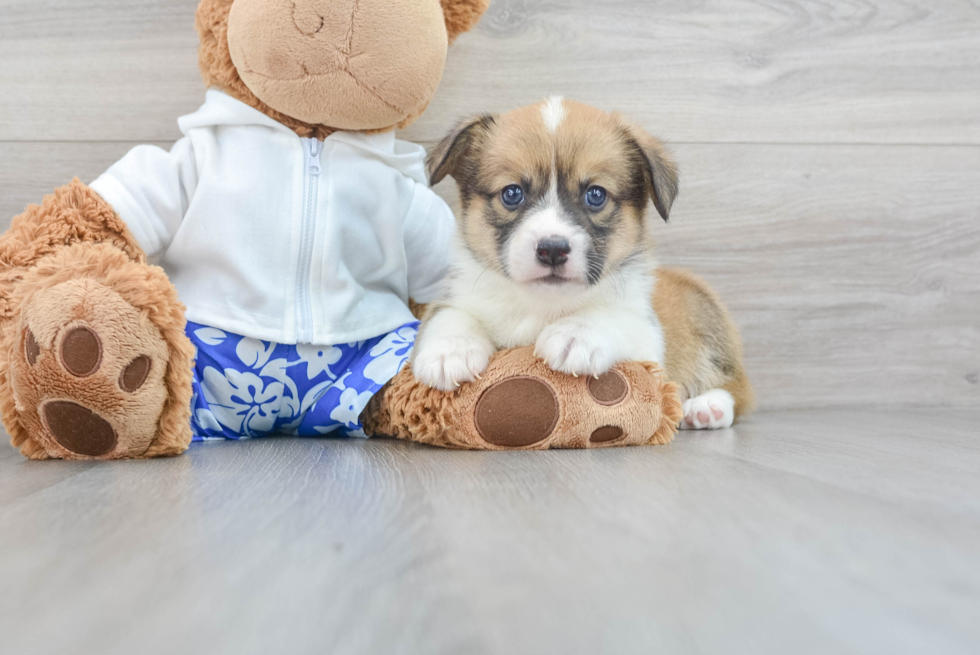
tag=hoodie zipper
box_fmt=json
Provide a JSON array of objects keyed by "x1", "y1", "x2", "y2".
[{"x1": 296, "y1": 137, "x2": 322, "y2": 344}]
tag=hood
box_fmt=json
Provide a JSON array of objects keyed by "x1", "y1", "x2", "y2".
[{"x1": 177, "y1": 89, "x2": 429, "y2": 186}]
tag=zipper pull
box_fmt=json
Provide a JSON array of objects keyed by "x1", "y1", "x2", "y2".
[{"x1": 309, "y1": 139, "x2": 321, "y2": 175}]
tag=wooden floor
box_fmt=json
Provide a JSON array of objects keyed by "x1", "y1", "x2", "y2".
[
  {"x1": 1, "y1": 410, "x2": 978, "y2": 655},
  {"x1": 1, "y1": 2, "x2": 978, "y2": 652}
]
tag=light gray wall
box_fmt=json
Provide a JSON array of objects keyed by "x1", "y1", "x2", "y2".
[{"x1": 1, "y1": 0, "x2": 978, "y2": 410}]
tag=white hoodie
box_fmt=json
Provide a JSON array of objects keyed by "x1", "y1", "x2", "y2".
[{"x1": 91, "y1": 89, "x2": 453, "y2": 345}]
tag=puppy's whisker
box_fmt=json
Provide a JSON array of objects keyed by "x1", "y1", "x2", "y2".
[{"x1": 471, "y1": 265, "x2": 491, "y2": 292}]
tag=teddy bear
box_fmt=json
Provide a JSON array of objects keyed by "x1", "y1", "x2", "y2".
[{"x1": 0, "y1": 0, "x2": 682, "y2": 460}]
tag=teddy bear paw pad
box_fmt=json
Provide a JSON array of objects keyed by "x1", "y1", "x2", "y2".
[
  {"x1": 587, "y1": 370, "x2": 629, "y2": 406},
  {"x1": 10, "y1": 280, "x2": 173, "y2": 459},
  {"x1": 474, "y1": 376, "x2": 560, "y2": 448},
  {"x1": 24, "y1": 328, "x2": 41, "y2": 365},
  {"x1": 41, "y1": 400, "x2": 118, "y2": 457},
  {"x1": 590, "y1": 425, "x2": 625, "y2": 444},
  {"x1": 119, "y1": 356, "x2": 152, "y2": 392},
  {"x1": 60, "y1": 326, "x2": 103, "y2": 377}
]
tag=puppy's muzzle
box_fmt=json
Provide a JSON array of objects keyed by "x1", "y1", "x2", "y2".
[{"x1": 536, "y1": 236, "x2": 571, "y2": 268}]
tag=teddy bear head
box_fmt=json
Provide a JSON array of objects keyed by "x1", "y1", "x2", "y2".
[{"x1": 195, "y1": 0, "x2": 490, "y2": 139}]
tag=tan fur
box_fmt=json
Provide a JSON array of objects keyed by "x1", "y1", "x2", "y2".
[
  {"x1": 0, "y1": 184, "x2": 193, "y2": 459},
  {"x1": 427, "y1": 100, "x2": 678, "y2": 284},
  {"x1": 462, "y1": 100, "x2": 678, "y2": 220},
  {"x1": 553, "y1": 102, "x2": 652, "y2": 268},
  {"x1": 654, "y1": 267, "x2": 755, "y2": 419},
  {"x1": 366, "y1": 347, "x2": 682, "y2": 450},
  {"x1": 0, "y1": 179, "x2": 145, "y2": 322},
  {"x1": 197, "y1": 0, "x2": 489, "y2": 138},
  {"x1": 2, "y1": 243, "x2": 195, "y2": 460},
  {"x1": 616, "y1": 115, "x2": 680, "y2": 221},
  {"x1": 0, "y1": 180, "x2": 146, "y2": 455},
  {"x1": 441, "y1": 0, "x2": 491, "y2": 44},
  {"x1": 195, "y1": 0, "x2": 336, "y2": 139}
]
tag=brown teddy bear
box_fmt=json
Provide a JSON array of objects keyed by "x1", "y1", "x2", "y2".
[{"x1": 0, "y1": 0, "x2": 681, "y2": 460}]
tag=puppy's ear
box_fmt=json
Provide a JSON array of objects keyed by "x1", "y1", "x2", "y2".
[
  {"x1": 622, "y1": 122, "x2": 679, "y2": 222},
  {"x1": 441, "y1": 0, "x2": 491, "y2": 44},
  {"x1": 427, "y1": 114, "x2": 496, "y2": 186}
]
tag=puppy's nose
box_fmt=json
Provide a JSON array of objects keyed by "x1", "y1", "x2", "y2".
[{"x1": 536, "y1": 237, "x2": 571, "y2": 267}]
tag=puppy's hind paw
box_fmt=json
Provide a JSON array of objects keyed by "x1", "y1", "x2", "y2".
[{"x1": 680, "y1": 389, "x2": 735, "y2": 430}]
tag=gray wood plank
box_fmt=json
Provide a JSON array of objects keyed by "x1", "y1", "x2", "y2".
[
  {"x1": 3, "y1": 141, "x2": 977, "y2": 410},
  {"x1": 659, "y1": 143, "x2": 980, "y2": 410},
  {"x1": 0, "y1": 141, "x2": 172, "y2": 221},
  {"x1": 1, "y1": 410, "x2": 979, "y2": 655},
  {"x1": 1, "y1": 0, "x2": 979, "y2": 144}
]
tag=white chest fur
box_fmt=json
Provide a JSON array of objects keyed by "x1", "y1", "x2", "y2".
[{"x1": 412, "y1": 247, "x2": 666, "y2": 391}]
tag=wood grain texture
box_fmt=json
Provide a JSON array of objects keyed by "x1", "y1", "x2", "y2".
[
  {"x1": 1, "y1": 0, "x2": 979, "y2": 144},
  {"x1": 0, "y1": 142, "x2": 172, "y2": 221},
  {"x1": 658, "y1": 143, "x2": 980, "y2": 410},
  {"x1": 3, "y1": 141, "x2": 977, "y2": 410},
  {"x1": 1, "y1": 410, "x2": 979, "y2": 655}
]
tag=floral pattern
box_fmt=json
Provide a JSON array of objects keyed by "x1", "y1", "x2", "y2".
[
  {"x1": 362, "y1": 326, "x2": 417, "y2": 384},
  {"x1": 187, "y1": 321, "x2": 418, "y2": 441},
  {"x1": 294, "y1": 344, "x2": 344, "y2": 380}
]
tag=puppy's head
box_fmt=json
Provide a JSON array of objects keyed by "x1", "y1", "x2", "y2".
[{"x1": 428, "y1": 98, "x2": 678, "y2": 290}]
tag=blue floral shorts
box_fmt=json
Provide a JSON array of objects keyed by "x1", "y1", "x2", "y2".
[{"x1": 186, "y1": 321, "x2": 418, "y2": 441}]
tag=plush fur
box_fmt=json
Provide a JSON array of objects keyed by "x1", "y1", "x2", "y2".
[
  {"x1": 442, "y1": 0, "x2": 491, "y2": 44},
  {"x1": 0, "y1": 179, "x2": 145, "y2": 313},
  {"x1": 5, "y1": 244, "x2": 195, "y2": 460},
  {"x1": 0, "y1": 180, "x2": 150, "y2": 457},
  {"x1": 0, "y1": 183, "x2": 194, "y2": 459},
  {"x1": 194, "y1": 0, "x2": 333, "y2": 138},
  {"x1": 365, "y1": 347, "x2": 682, "y2": 450},
  {"x1": 197, "y1": 0, "x2": 489, "y2": 138}
]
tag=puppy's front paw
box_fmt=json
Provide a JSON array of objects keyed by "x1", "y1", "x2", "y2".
[
  {"x1": 412, "y1": 336, "x2": 496, "y2": 392},
  {"x1": 535, "y1": 319, "x2": 618, "y2": 377}
]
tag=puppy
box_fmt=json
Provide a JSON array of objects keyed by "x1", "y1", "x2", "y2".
[{"x1": 412, "y1": 98, "x2": 753, "y2": 430}]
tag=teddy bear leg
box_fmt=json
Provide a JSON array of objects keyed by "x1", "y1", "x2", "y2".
[
  {"x1": 0, "y1": 242, "x2": 194, "y2": 460},
  {"x1": 365, "y1": 347, "x2": 683, "y2": 451}
]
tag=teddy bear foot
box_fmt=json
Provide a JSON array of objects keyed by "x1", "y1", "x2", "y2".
[
  {"x1": 367, "y1": 346, "x2": 684, "y2": 451},
  {"x1": 1, "y1": 243, "x2": 195, "y2": 460}
]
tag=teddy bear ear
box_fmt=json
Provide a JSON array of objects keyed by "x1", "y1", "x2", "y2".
[
  {"x1": 195, "y1": 0, "x2": 237, "y2": 89},
  {"x1": 441, "y1": 0, "x2": 491, "y2": 44}
]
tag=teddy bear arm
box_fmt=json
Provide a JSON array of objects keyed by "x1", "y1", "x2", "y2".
[
  {"x1": 365, "y1": 346, "x2": 683, "y2": 450},
  {"x1": 1, "y1": 179, "x2": 145, "y2": 322},
  {"x1": 1, "y1": 241, "x2": 194, "y2": 460},
  {"x1": 0, "y1": 181, "x2": 194, "y2": 460}
]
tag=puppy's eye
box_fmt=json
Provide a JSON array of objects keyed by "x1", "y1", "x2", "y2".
[
  {"x1": 585, "y1": 186, "x2": 608, "y2": 209},
  {"x1": 501, "y1": 185, "x2": 525, "y2": 209}
]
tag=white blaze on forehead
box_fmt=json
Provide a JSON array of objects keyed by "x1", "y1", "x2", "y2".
[{"x1": 541, "y1": 96, "x2": 566, "y2": 133}]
